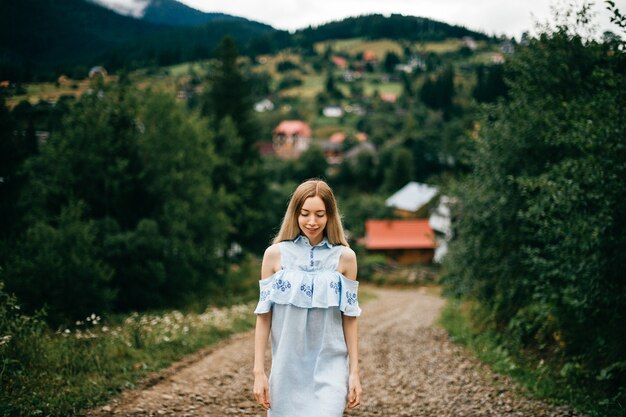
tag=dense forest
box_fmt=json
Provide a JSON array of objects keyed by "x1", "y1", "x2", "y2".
[{"x1": 1, "y1": 1, "x2": 625, "y2": 415}]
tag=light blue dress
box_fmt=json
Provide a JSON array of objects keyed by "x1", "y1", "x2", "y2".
[{"x1": 254, "y1": 234, "x2": 361, "y2": 417}]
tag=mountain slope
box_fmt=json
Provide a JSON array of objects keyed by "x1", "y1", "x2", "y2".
[
  {"x1": 89, "y1": 0, "x2": 248, "y2": 27},
  {"x1": 0, "y1": 0, "x2": 276, "y2": 81},
  {"x1": 0, "y1": 0, "x2": 162, "y2": 79},
  {"x1": 293, "y1": 13, "x2": 491, "y2": 45},
  {"x1": 141, "y1": 0, "x2": 246, "y2": 26}
]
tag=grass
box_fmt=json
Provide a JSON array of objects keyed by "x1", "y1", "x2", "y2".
[
  {"x1": 437, "y1": 297, "x2": 626, "y2": 417},
  {"x1": 5, "y1": 79, "x2": 94, "y2": 109},
  {"x1": 315, "y1": 37, "x2": 492, "y2": 58},
  {"x1": 362, "y1": 80, "x2": 402, "y2": 96},
  {"x1": 279, "y1": 74, "x2": 324, "y2": 98},
  {"x1": 315, "y1": 38, "x2": 404, "y2": 59},
  {"x1": 166, "y1": 61, "x2": 209, "y2": 77},
  {"x1": 414, "y1": 39, "x2": 464, "y2": 54},
  {"x1": 1, "y1": 303, "x2": 257, "y2": 417}
]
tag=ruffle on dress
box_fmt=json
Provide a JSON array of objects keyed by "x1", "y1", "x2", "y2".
[{"x1": 254, "y1": 269, "x2": 361, "y2": 316}]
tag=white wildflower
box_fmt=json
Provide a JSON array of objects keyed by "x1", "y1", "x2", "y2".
[{"x1": 0, "y1": 335, "x2": 12, "y2": 347}]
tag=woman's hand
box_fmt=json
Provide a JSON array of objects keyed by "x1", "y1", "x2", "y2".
[
  {"x1": 347, "y1": 372, "x2": 362, "y2": 409},
  {"x1": 253, "y1": 372, "x2": 271, "y2": 410}
]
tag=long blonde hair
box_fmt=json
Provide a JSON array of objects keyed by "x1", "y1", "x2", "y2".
[{"x1": 273, "y1": 179, "x2": 349, "y2": 246}]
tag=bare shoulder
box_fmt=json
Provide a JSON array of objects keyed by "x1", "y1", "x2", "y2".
[
  {"x1": 338, "y1": 246, "x2": 358, "y2": 280},
  {"x1": 339, "y1": 246, "x2": 357, "y2": 263},
  {"x1": 263, "y1": 243, "x2": 281, "y2": 260},
  {"x1": 261, "y1": 243, "x2": 282, "y2": 279}
]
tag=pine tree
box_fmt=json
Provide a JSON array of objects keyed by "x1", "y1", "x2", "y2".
[{"x1": 200, "y1": 36, "x2": 270, "y2": 254}]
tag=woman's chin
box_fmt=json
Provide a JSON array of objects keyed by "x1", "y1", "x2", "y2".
[{"x1": 303, "y1": 229, "x2": 321, "y2": 240}]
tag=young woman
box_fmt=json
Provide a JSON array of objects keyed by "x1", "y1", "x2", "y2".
[{"x1": 253, "y1": 179, "x2": 362, "y2": 416}]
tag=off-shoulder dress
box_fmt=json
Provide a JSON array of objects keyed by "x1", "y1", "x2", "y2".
[{"x1": 254, "y1": 234, "x2": 361, "y2": 417}]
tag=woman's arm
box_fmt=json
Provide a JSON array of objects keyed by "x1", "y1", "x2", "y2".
[
  {"x1": 340, "y1": 247, "x2": 362, "y2": 409},
  {"x1": 253, "y1": 244, "x2": 280, "y2": 410}
]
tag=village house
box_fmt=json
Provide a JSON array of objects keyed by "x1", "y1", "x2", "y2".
[
  {"x1": 322, "y1": 105, "x2": 343, "y2": 118},
  {"x1": 322, "y1": 131, "x2": 369, "y2": 165},
  {"x1": 344, "y1": 140, "x2": 376, "y2": 162},
  {"x1": 342, "y1": 70, "x2": 362, "y2": 82},
  {"x1": 176, "y1": 86, "x2": 195, "y2": 102},
  {"x1": 491, "y1": 52, "x2": 505, "y2": 64},
  {"x1": 322, "y1": 132, "x2": 346, "y2": 165},
  {"x1": 363, "y1": 219, "x2": 436, "y2": 265},
  {"x1": 362, "y1": 50, "x2": 378, "y2": 63},
  {"x1": 385, "y1": 181, "x2": 439, "y2": 218},
  {"x1": 380, "y1": 93, "x2": 397, "y2": 103},
  {"x1": 272, "y1": 120, "x2": 311, "y2": 159},
  {"x1": 88, "y1": 66, "x2": 107, "y2": 79},
  {"x1": 254, "y1": 98, "x2": 275, "y2": 112},
  {"x1": 500, "y1": 40, "x2": 515, "y2": 54},
  {"x1": 428, "y1": 195, "x2": 456, "y2": 263},
  {"x1": 462, "y1": 36, "x2": 478, "y2": 51},
  {"x1": 331, "y1": 56, "x2": 348, "y2": 70}
]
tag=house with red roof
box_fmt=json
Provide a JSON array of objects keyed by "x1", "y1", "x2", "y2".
[
  {"x1": 272, "y1": 120, "x2": 311, "y2": 159},
  {"x1": 331, "y1": 56, "x2": 348, "y2": 69},
  {"x1": 363, "y1": 219, "x2": 436, "y2": 264}
]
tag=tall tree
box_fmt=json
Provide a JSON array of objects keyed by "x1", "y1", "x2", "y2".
[
  {"x1": 201, "y1": 36, "x2": 271, "y2": 253},
  {"x1": 383, "y1": 51, "x2": 401, "y2": 73},
  {"x1": 383, "y1": 147, "x2": 415, "y2": 192}
]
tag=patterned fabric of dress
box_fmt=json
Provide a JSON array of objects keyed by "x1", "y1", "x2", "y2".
[{"x1": 254, "y1": 234, "x2": 361, "y2": 417}]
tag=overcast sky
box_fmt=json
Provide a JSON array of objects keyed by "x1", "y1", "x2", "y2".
[
  {"x1": 98, "y1": 0, "x2": 626, "y2": 39},
  {"x1": 182, "y1": 0, "x2": 626, "y2": 38}
]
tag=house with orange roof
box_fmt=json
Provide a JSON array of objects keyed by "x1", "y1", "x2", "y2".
[
  {"x1": 380, "y1": 93, "x2": 397, "y2": 103},
  {"x1": 272, "y1": 120, "x2": 311, "y2": 159},
  {"x1": 363, "y1": 219, "x2": 436, "y2": 264},
  {"x1": 362, "y1": 50, "x2": 378, "y2": 62}
]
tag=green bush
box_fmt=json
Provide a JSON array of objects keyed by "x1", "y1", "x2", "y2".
[
  {"x1": 277, "y1": 75, "x2": 303, "y2": 90},
  {"x1": 4, "y1": 82, "x2": 231, "y2": 324},
  {"x1": 358, "y1": 254, "x2": 388, "y2": 282},
  {"x1": 3, "y1": 202, "x2": 115, "y2": 326},
  {"x1": 442, "y1": 16, "x2": 626, "y2": 406}
]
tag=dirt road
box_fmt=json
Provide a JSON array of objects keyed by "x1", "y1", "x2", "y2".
[{"x1": 89, "y1": 285, "x2": 582, "y2": 417}]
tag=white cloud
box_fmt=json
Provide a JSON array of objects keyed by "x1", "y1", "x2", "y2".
[{"x1": 90, "y1": 0, "x2": 150, "y2": 18}]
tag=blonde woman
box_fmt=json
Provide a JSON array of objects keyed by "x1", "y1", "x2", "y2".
[{"x1": 253, "y1": 179, "x2": 362, "y2": 416}]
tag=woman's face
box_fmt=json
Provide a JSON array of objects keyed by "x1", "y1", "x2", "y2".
[{"x1": 298, "y1": 196, "x2": 328, "y2": 244}]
